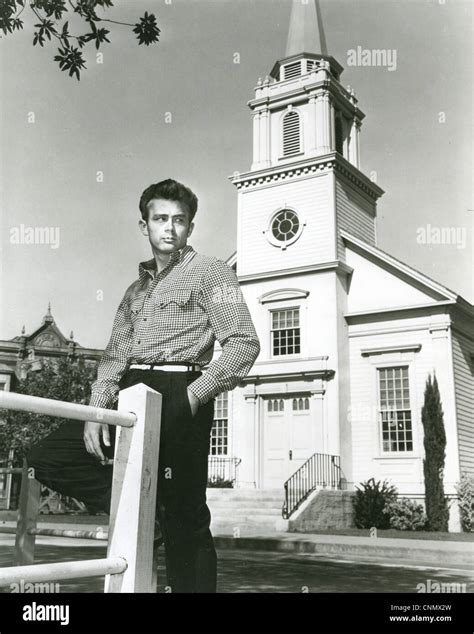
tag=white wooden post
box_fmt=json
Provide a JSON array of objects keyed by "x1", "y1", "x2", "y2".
[
  {"x1": 104, "y1": 383, "x2": 162, "y2": 593},
  {"x1": 14, "y1": 460, "x2": 41, "y2": 565}
]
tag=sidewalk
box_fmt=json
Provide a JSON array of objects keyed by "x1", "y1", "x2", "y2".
[{"x1": 1, "y1": 513, "x2": 472, "y2": 568}]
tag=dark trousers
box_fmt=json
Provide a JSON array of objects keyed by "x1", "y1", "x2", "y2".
[{"x1": 26, "y1": 368, "x2": 217, "y2": 593}]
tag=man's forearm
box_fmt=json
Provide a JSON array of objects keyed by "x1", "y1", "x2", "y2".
[
  {"x1": 188, "y1": 334, "x2": 260, "y2": 405},
  {"x1": 89, "y1": 372, "x2": 124, "y2": 409}
]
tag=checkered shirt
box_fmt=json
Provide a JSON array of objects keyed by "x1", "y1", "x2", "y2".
[{"x1": 89, "y1": 244, "x2": 261, "y2": 409}]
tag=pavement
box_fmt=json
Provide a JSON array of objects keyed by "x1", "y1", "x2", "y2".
[
  {"x1": 1, "y1": 542, "x2": 473, "y2": 594},
  {"x1": 1, "y1": 513, "x2": 473, "y2": 569}
]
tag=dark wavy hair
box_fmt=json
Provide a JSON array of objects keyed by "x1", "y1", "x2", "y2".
[{"x1": 139, "y1": 179, "x2": 198, "y2": 222}]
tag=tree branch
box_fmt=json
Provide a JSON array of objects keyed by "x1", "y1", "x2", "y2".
[
  {"x1": 95, "y1": 17, "x2": 133, "y2": 27},
  {"x1": 16, "y1": 2, "x2": 27, "y2": 18},
  {"x1": 29, "y1": 2, "x2": 63, "y2": 43}
]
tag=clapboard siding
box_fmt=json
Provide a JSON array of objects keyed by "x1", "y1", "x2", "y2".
[
  {"x1": 237, "y1": 174, "x2": 333, "y2": 276},
  {"x1": 336, "y1": 179, "x2": 376, "y2": 260},
  {"x1": 452, "y1": 330, "x2": 474, "y2": 474},
  {"x1": 348, "y1": 325, "x2": 439, "y2": 493}
]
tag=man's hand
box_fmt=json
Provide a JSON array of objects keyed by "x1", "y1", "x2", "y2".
[
  {"x1": 84, "y1": 421, "x2": 110, "y2": 465},
  {"x1": 187, "y1": 388, "x2": 200, "y2": 417}
]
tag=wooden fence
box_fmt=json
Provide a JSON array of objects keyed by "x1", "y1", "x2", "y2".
[{"x1": 0, "y1": 383, "x2": 162, "y2": 592}]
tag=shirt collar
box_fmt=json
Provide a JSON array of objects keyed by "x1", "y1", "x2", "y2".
[{"x1": 138, "y1": 244, "x2": 194, "y2": 280}]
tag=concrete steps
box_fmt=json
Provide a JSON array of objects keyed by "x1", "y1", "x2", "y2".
[{"x1": 207, "y1": 488, "x2": 289, "y2": 535}]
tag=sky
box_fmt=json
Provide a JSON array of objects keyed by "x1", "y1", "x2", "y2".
[{"x1": 0, "y1": 0, "x2": 472, "y2": 349}]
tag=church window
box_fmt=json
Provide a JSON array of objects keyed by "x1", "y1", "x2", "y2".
[
  {"x1": 265, "y1": 208, "x2": 305, "y2": 249},
  {"x1": 282, "y1": 111, "x2": 301, "y2": 156},
  {"x1": 378, "y1": 366, "x2": 413, "y2": 453},
  {"x1": 210, "y1": 391, "x2": 228, "y2": 456},
  {"x1": 271, "y1": 308, "x2": 300, "y2": 356},
  {"x1": 268, "y1": 399, "x2": 284, "y2": 412},
  {"x1": 292, "y1": 397, "x2": 310, "y2": 411},
  {"x1": 271, "y1": 209, "x2": 300, "y2": 243}
]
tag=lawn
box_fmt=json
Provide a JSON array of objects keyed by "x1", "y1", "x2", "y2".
[
  {"x1": 1, "y1": 512, "x2": 473, "y2": 542},
  {"x1": 308, "y1": 528, "x2": 474, "y2": 542}
]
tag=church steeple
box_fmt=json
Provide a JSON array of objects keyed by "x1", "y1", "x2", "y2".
[
  {"x1": 270, "y1": 0, "x2": 342, "y2": 84},
  {"x1": 244, "y1": 0, "x2": 368, "y2": 172},
  {"x1": 231, "y1": 0, "x2": 384, "y2": 280},
  {"x1": 286, "y1": 0, "x2": 327, "y2": 57}
]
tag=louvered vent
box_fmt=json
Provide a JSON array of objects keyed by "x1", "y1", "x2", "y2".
[
  {"x1": 283, "y1": 111, "x2": 301, "y2": 156},
  {"x1": 283, "y1": 61, "x2": 302, "y2": 80}
]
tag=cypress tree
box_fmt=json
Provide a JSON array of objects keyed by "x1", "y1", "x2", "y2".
[{"x1": 422, "y1": 373, "x2": 449, "y2": 531}]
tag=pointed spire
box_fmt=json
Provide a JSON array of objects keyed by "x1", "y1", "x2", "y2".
[
  {"x1": 43, "y1": 302, "x2": 54, "y2": 324},
  {"x1": 286, "y1": 0, "x2": 328, "y2": 57}
]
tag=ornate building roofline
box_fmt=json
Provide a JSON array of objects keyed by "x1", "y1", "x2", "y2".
[{"x1": 229, "y1": 152, "x2": 384, "y2": 201}]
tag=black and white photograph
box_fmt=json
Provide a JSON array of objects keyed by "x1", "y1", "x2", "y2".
[{"x1": 0, "y1": 0, "x2": 472, "y2": 632}]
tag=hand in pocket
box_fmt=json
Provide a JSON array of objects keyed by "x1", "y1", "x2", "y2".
[{"x1": 186, "y1": 386, "x2": 200, "y2": 417}]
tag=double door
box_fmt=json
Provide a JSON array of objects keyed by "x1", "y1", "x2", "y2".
[{"x1": 262, "y1": 394, "x2": 314, "y2": 489}]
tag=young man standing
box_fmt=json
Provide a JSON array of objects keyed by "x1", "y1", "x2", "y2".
[{"x1": 27, "y1": 179, "x2": 260, "y2": 593}]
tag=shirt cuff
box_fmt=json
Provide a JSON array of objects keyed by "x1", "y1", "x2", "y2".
[
  {"x1": 89, "y1": 392, "x2": 115, "y2": 410},
  {"x1": 187, "y1": 373, "x2": 221, "y2": 406}
]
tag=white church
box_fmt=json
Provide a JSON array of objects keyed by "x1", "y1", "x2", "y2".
[{"x1": 208, "y1": 0, "x2": 473, "y2": 528}]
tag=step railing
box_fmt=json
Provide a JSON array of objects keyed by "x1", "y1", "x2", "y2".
[
  {"x1": 207, "y1": 456, "x2": 241, "y2": 487},
  {"x1": 0, "y1": 383, "x2": 162, "y2": 592},
  {"x1": 282, "y1": 453, "x2": 342, "y2": 519}
]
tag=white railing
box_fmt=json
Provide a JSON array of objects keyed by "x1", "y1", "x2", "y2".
[{"x1": 0, "y1": 383, "x2": 162, "y2": 593}]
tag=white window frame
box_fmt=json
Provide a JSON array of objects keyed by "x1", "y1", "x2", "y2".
[
  {"x1": 376, "y1": 363, "x2": 416, "y2": 456},
  {"x1": 210, "y1": 391, "x2": 230, "y2": 457},
  {"x1": 269, "y1": 305, "x2": 302, "y2": 360},
  {"x1": 265, "y1": 206, "x2": 305, "y2": 250}
]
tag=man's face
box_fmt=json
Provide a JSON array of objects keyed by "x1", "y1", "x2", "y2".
[{"x1": 139, "y1": 198, "x2": 194, "y2": 255}]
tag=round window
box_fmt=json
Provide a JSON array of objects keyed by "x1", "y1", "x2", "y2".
[{"x1": 266, "y1": 208, "x2": 303, "y2": 248}]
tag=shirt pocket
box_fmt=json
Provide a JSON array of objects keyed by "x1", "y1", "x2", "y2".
[
  {"x1": 128, "y1": 296, "x2": 145, "y2": 328},
  {"x1": 153, "y1": 288, "x2": 194, "y2": 330}
]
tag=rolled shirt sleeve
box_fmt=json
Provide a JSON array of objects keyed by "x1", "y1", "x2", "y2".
[{"x1": 187, "y1": 259, "x2": 261, "y2": 405}]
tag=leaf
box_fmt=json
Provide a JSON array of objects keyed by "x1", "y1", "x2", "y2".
[
  {"x1": 94, "y1": 26, "x2": 110, "y2": 49},
  {"x1": 33, "y1": 32, "x2": 45, "y2": 47},
  {"x1": 12, "y1": 17, "x2": 24, "y2": 31},
  {"x1": 133, "y1": 12, "x2": 160, "y2": 46},
  {"x1": 42, "y1": 0, "x2": 66, "y2": 20},
  {"x1": 53, "y1": 44, "x2": 86, "y2": 80}
]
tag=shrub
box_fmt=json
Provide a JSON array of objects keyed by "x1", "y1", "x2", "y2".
[
  {"x1": 353, "y1": 478, "x2": 398, "y2": 529},
  {"x1": 456, "y1": 473, "x2": 474, "y2": 532},
  {"x1": 383, "y1": 497, "x2": 427, "y2": 531},
  {"x1": 0, "y1": 357, "x2": 97, "y2": 464},
  {"x1": 207, "y1": 476, "x2": 233, "y2": 488}
]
